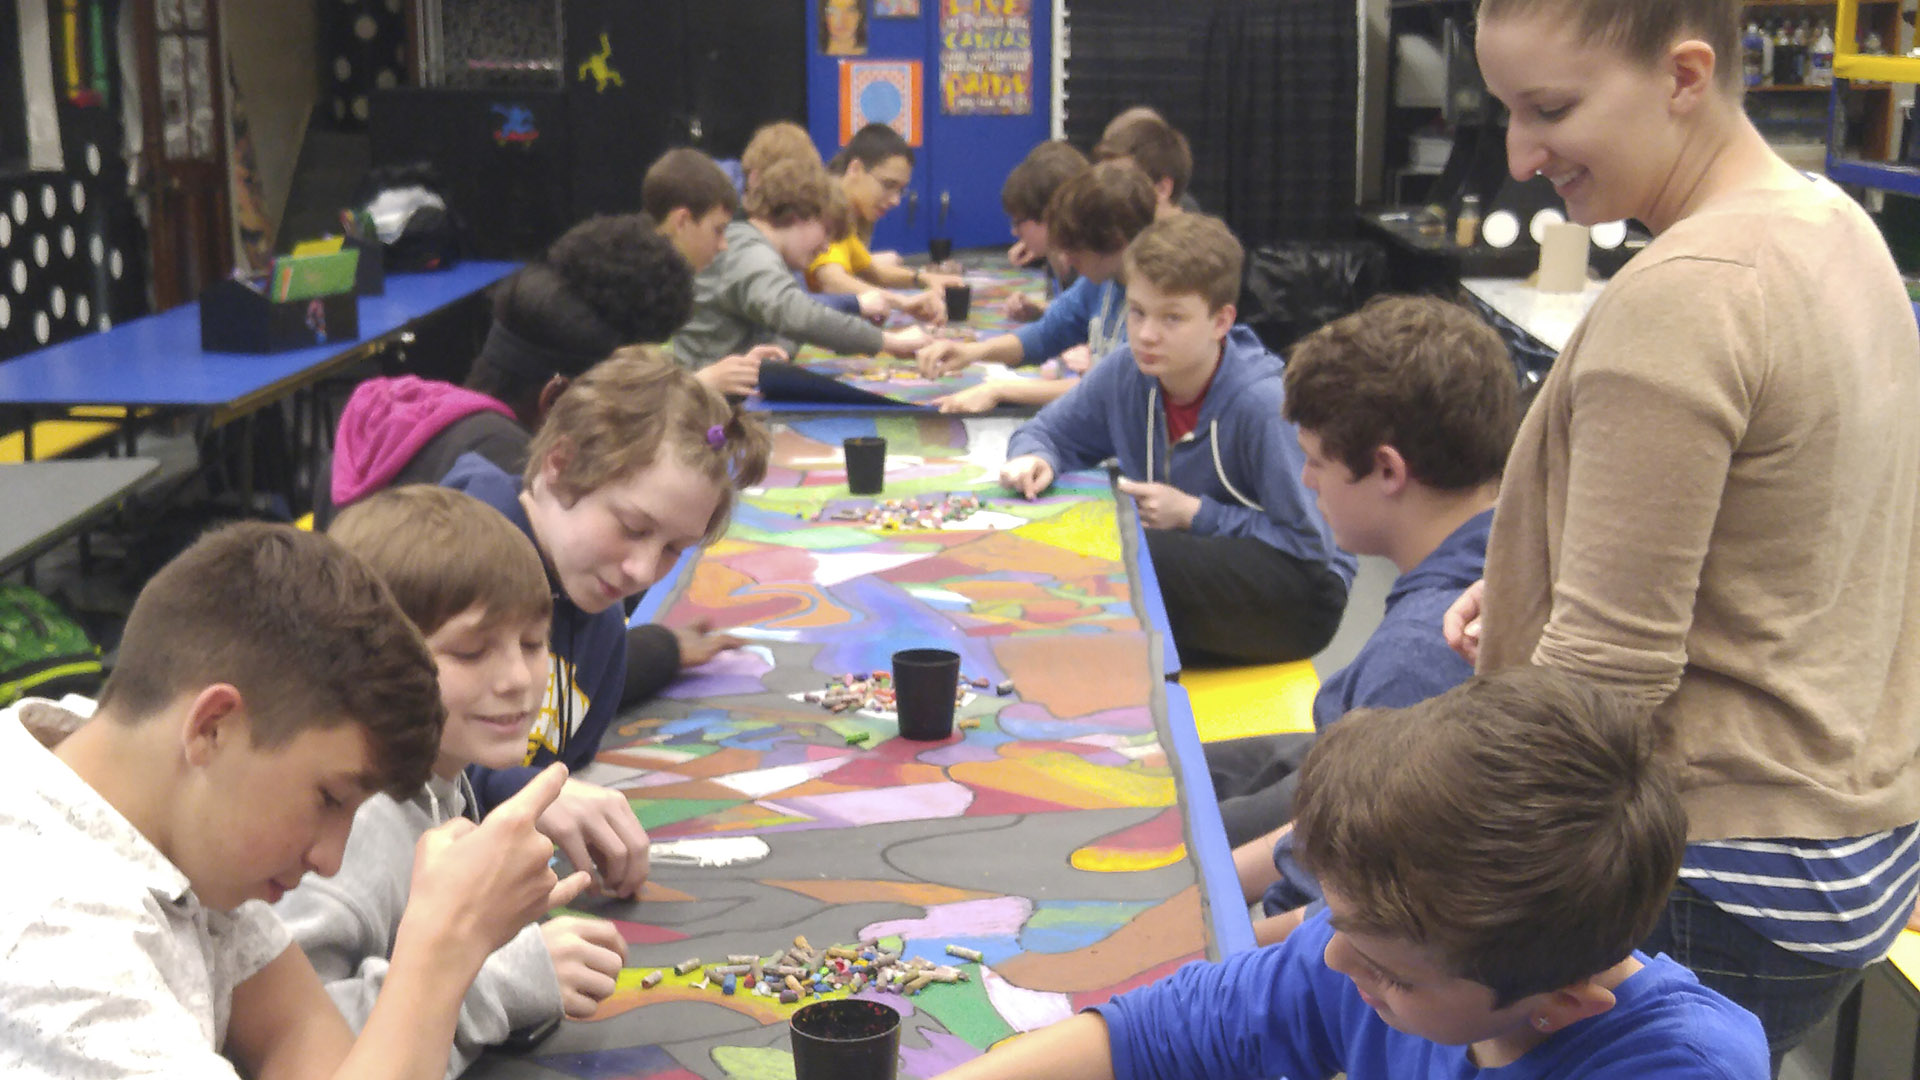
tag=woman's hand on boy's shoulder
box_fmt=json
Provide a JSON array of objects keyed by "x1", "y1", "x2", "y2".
[
  {"x1": 1116, "y1": 478, "x2": 1199, "y2": 530},
  {"x1": 536, "y1": 779, "x2": 652, "y2": 900}
]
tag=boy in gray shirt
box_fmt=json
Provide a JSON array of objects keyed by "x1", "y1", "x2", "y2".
[{"x1": 674, "y1": 158, "x2": 931, "y2": 369}]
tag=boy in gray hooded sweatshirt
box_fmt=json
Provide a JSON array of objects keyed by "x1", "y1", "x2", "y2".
[{"x1": 275, "y1": 486, "x2": 628, "y2": 1076}]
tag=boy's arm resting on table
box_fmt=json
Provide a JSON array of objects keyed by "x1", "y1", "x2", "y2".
[
  {"x1": 808, "y1": 288, "x2": 863, "y2": 316},
  {"x1": 940, "y1": 938, "x2": 1344, "y2": 1080},
  {"x1": 932, "y1": 1014, "x2": 1115, "y2": 1080},
  {"x1": 1089, "y1": 930, "x2": 1343, "y2": 1080},
  {"x1": 1012, "y1": 277, "x2": 1098, "y2": 365},
  {"x1": 737, "y1": 252, "x2": 886, "y2": 356},
  {"x1": 1525, "y1": 265, "x2": 1760, "y2": 710},
  {"x1": 1004, "y1": 355, "x2": 1123, "y2": 478}
]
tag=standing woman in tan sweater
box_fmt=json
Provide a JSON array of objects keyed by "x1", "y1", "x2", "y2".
[{"x1": 1447, "y1": 0, "x2": 1920, "y2": 1070}]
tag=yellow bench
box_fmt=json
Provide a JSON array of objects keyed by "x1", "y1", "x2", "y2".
[
  {"x1": 1181, "y1": 661, "x2": 1320, "y2": 742},
  {"x1": 0, "y1": 418, "x2": 122, "y2": 463}
]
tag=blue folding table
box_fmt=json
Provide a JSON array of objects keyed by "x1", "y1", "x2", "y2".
[{"x1": 0, "y1": 261, "x2": 518, "y2": 501}]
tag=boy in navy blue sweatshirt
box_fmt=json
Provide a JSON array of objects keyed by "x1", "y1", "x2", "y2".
[
  {"x1": 999, "y1": 213, "x2": 1354, "y2": 665},
  {"x1": 1206, "y1": 297, "x2": 1520, "y2": 938},
  {"x1": 443, "y1": 348, "x2": 770, "y2": 900},
  {"x1": 930, "y1": 668, "x2": 1769, "y2": 1080}
]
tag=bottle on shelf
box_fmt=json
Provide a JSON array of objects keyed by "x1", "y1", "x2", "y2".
[
  {"x1": 1455, "y1": 193, "x2": 1482, "y2": 248},
  {"x1": 1811, "y1": 22, "x2": 1834, "y2": 87},
  {"x1": 1744, "y1": 21, "x2": 1766, "y2": 88},
  {"x1": 1773, "y1": 20, "x2": 1801, "y2": 87}
]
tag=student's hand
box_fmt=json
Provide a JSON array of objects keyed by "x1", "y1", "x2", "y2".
[
  {"x1": 1003, "y1": 291, "x2": 1046, "y2": 322},
  {"x1": 1059, "y1": 343, "x2": 1095, "y2": 374},
  {"x1": 1443, "y1": 578, "x2": 1486, "y2": 666},
  {"x1": 901, "y1": 288, "x2": 949, "y2": 326},
  {"x1": 1116, "y1": 478, "x2": 1201, "y2": 530},
  {"x1": 407, "y1": 764, "x2": 590, "y2": 964},
  {"x1": 1007, "y1": 239, "x2": 1033, "y2": 266},
  {"x1": 536, "y1": 779, "x2": 652, "y2": 899},
  {"x1": 673, "y1": 618, "x2": 746, "y2": 668},
  {"x1": 1251, "y1": 906, "x2": 1309, "y2": 948},
  {"x1": 697, "y1": 345, "x2": 783, "y2": 397},
  {"x1": 540, "y1": 916, "x2": 628, "y2": 1018},
  {"x1": 933, "y1": 383, "x2": 1003, "y2": 414},
  {"x1": 856, "y1": 290, "x2": 894, "y2": 322},
  {"x1": 917, "y1": 339, "x2": 973, "y2": 377},
  {"x1": 882, "y1": 326, "x2": 934, "y2": 358},
  {"x1": 1000, "y1": 455, "x2": 1055, "y2": 500}
]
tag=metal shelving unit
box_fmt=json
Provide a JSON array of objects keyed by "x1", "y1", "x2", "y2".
[{"x1": 1827, "y1": 0, "x2": 1920, "y2": 195}]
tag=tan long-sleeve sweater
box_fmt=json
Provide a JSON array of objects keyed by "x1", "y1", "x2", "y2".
[{"x1": 1480, "y1": 178, "x2": 1920, "y2": 841}]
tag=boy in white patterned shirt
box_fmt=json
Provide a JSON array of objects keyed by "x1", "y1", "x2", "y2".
[{"x1": 0, "y1": 522, "x2": 586, "y2": 1080}]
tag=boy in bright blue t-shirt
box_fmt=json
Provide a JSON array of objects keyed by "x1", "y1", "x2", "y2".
[{"x1": 930, "y1": 668, "x2": 1768, "y2": 1080}]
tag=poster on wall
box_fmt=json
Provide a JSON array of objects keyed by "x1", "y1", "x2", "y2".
[
  {"x1": 820, "y1": 0, "x2": 869, "y2": 56},
  {"x1": 938, "y1": 0, "x2": 1032, "y2": 115},
  {"x1": 874, "y1": 0, "x2": 921, "y2": 15},
  {"x1": 839, "y1": 60, "x2": 922, "y2": 146}
]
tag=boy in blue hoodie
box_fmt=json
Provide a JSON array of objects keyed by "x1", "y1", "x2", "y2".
[
  {"x1": 999, "y1": 213, "x2": 1354, "y2": 666},
  {"x1": 1207, "y1": 296, "x2": 1519, "y2": 938},
  {"x1": 929, "y1": 668, "x2": 1769, "y2": 1080}
]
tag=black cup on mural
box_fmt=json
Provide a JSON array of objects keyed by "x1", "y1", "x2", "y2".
[
  {"x1": 927, "y1": 237, "x2": 954, "y2": 263},
  {"x1": 892, "y1": 647, "x2": 961, "y2": 740},
  {"x1": 944, "y1": 283, "x2": 973, "y2": 323},
  {"x1": 790, "y1": 998, "x2": 901, "y2": 1080},
  {"x1": 844, "y1": 436, "x2": 886, "y2": 495}
]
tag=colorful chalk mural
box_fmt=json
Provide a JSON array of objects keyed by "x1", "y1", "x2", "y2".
[{"x1": 467, "y1": 417, "x2": 1213, "y2": 1080}]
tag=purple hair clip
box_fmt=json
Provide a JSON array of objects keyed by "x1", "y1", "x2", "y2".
[{"x1": 706, "y1": 424, "x2": 726, "y2": 449}]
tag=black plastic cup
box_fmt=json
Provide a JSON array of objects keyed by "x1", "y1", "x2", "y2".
[
  {"x1": 928, "y1": 237, "x2": 954, "y2": 263},
  {"x1": 791, "y1": 998, "x2": 901, "y2": 1080},
  {"x1": 944, "y1": 283, "x2": 973, "y2": 323},
  {"x1": 844, "y1": 436, "x2": 886, "y2": 495},
  {"x1": 892, "y1": 648, "x2": 961, "y2": 740}
]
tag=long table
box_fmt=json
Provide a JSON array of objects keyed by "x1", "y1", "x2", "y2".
[
  {"x1": 0, "y1": 261, "x2": 518, "y2": 461},
  {"x1": 757, "y1": 264, "x2": 1066, "y2": 412},
  {"x1": 0, "y1": 458, "x2": 157, "y2": 576},
  {"x1": 469, "y1": 415, "x2": 1238, "y2": 1079}
]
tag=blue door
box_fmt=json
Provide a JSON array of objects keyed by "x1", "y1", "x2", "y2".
[{"x1": 806, "y1": 1, "x2": 1051, "y2": 257}]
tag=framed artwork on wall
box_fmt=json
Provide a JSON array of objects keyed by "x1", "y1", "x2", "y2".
[
  {"x1": 838, "y1": 59, "x2": 920, "y2": 146},
  {"x1": 820, "y1": 0, "x2": 868, "y2": 56}
]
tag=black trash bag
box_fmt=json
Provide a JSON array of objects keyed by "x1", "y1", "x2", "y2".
[
  {"x1": 1238, "y1": 240, "x2": 1388, "y2": 355},
  {"x1": 351, "y1": 163, "x2": 467, "y2": 272}
]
